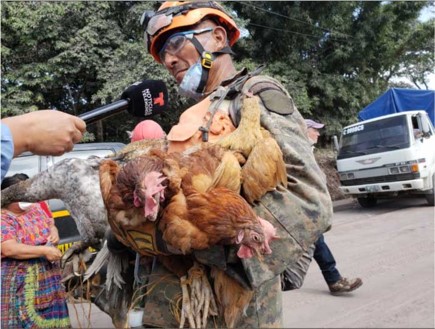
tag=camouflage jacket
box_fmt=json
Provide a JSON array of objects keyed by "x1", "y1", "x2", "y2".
[{"x1": 141, "y1": 68, "x2": 333, "y2": 328}]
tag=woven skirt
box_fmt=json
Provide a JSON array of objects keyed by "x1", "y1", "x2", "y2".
[{"x1": 1, "y1": 257, "x2": 70, "y2": 329}]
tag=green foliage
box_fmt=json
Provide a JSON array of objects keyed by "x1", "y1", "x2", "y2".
[
  {"x1": 1, "y1": 1, "x2": 433, "y2": 144},
  {"x1": 228, "y1": 1, "x2": 432, "y2": 137}
]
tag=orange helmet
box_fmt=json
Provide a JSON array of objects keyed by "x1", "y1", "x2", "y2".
[{"x1": 141, "y1": 1, "x2": 240, "y2": 63}]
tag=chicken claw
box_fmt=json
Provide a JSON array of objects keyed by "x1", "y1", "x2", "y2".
[{"x1": 180, "y1": 275, "x2": 196, "y2": 328}]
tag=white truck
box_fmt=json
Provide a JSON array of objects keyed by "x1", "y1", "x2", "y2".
[{"x1": 335, "y1": 88, "x2": 435, "y2": 207}]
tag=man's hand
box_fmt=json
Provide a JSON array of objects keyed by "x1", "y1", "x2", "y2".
[{"x1": 2, "y1": 110, "x2": 86, "y2": 157}]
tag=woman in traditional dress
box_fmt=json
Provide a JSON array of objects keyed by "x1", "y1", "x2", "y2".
[{"x1": 1, "y1": 173, "x2": 70, "y2": 329}]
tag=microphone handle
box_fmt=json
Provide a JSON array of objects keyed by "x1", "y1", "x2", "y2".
[{"x1": 79, "y1": 99, "x2": 129, "y2": 124}]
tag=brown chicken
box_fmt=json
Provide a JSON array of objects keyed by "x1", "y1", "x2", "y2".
[
  {"x1": 113, "y1": 137, "x2": 168, "y2": 161},
  {"x1": 160, "y1": 186, "x2": 267, "y2": 255},
  {"x1": 99, "y1": 143, "x2": 280, "y2": 328},
  {"x1": 217, "y1": 95, "x2": 288, "y2": 204},
  {"x1": 99, "y1": 144, "x2": 274, "y2": 259}
]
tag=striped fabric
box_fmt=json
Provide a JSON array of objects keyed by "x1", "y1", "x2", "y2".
[{"x1": 1, "y1": 258, "x2": 70, "y2": 329}]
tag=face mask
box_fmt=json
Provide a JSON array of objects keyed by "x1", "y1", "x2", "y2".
[
  {"x1": 178, "y1": 35, "x2": 216, "y2": 101},
  {"x1": 18, "y1": 202, "x2": 33, "y2": 211},
  {"x1": 178, "y1": 59, "x2": 205, "y2": 101}
]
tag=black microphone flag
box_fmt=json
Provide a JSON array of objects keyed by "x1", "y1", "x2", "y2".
[{"x1": 79, "y1": 80, "x2": 168, "y2": 124}]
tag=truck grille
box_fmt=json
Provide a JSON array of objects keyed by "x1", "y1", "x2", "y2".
[{"x1": 340, "y1": 172, "x2": 420, "y2": 186}]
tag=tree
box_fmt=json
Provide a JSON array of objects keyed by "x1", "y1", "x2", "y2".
[
  {"x1": 228, "y1": 1, "x2": 433, "y2": 136},
  {"x1": 1, "y1": 1, "x2": 188, "y2": 142},
  {"x1": 2, "y1": 1, "x2": 433, "y2": 142}
]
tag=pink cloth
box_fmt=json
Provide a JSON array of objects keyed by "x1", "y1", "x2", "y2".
[{"x1": 131, "y1": 120, "x2": 165, "y2": 142}]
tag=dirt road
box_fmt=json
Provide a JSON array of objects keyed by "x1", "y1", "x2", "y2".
[{"x1": 283, "y1": 197, "x2": 434, "y2": 328}]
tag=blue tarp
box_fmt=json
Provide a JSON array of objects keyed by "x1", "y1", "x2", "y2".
[{"x1": 358, "y1": 88, "x2": 435, "y2": 125}]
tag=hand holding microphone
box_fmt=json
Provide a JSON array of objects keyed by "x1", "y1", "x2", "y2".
[
  {"x1": 2, "y1": 110, "x2": 86, "y2": 157},
  {"x1": 79, "y1": 80, "x2": 169, "y2": 124}
]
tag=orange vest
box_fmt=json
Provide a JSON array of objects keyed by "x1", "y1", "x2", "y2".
[{"x1": 167, "y1": 97, "x2": 236, "y2": 153}]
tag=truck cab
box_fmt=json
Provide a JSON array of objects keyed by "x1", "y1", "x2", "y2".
[
  {"x1": 7, "y1": 142, "x2": 126, "y2": 252},
  {"x1": 336, "y1": 111, "x2": 435, "y2": 207}
]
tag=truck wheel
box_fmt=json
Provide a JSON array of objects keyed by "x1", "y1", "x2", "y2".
[
  {"x1": 357, "y1": 196, "x2": 378, "y2": 208},
  {"x1": 425, "y1": 175, "x2": 434, "y2": 206}
]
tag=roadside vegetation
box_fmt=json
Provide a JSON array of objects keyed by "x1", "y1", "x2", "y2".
[{"x1": 314, "y1": 148, "x2": 346, "y2": 201}]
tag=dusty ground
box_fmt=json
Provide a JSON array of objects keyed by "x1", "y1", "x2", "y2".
[
  {"x1": 314, "y1": 148, "x2": 346, "y2": 201},
  {"x1": 283, "y1": 197, "x2": 434, "y2": 328}
]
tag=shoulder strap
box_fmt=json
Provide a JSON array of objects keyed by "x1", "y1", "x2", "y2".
[
  {"x1": 200, "y1": 65, "x2": 296, "y2": 140},
  {"x1": 229, "y1": 74, "x2": 296, "y2": 126},
  {"x1": 199, "y1": 65, "x2": 266, "y2": 142}
]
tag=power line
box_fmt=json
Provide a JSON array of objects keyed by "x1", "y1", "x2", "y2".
[
  {"x1": 248, "y1": 22, "x2": 323, "y2": 39},
  {"x1": 240, "y1": 2, "x2": 354, "y2": 40},
  {"x1": 247, "y1": 22, "x2": 350, "y2": 43}
]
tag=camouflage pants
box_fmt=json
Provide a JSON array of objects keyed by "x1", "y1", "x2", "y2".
[{"x1": 141, "y1": 260, "x2": 283, "y2": 328}]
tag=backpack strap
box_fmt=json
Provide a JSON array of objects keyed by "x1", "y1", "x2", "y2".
[
  {"x1": 199, "y1": 66, "x2": 297, "y2": 140},
  {"x1": 199, "y1": 65, "x2": 266, "y2": 141},
  {"x1": 229, "y1": 75, "x2": 296, "y2": 127}
]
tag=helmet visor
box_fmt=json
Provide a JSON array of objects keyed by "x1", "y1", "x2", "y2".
[
  {"x1": 142, "y1": 10, "x2": 175, "y2": 53},
  {"x1": 146, "y1": 12, "x2": 174, "y2": 37}
]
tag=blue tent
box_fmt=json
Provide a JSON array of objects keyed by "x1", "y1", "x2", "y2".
[{"x1": 358, "y1": 88, "x2": 435, "y2": 125}]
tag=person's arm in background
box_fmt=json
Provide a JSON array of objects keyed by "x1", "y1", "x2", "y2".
[
  {"x1": 1, "y1": 210, "x2": 62, "y2": 262},
  {"x1": 1, "y1": 239, "x2": 62, "y2": 262},
  {"x1": 1, "y1": 110, "x2": 86, "y2": 181}
]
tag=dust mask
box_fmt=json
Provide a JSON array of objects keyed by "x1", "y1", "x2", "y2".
[
  {"x1": 178, "y1": 36, "x2": 216, "y2": 101},
  {"x1": 18, "y1": 202, "x2": 33, "y2": 211},
  {"x1": 178, "y1": 59, "x2": 207, "y2": 100}
]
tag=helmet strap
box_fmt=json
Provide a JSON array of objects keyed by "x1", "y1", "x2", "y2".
[{"x1": 190, "y1": 37, "x2": 234, "y2": 94}]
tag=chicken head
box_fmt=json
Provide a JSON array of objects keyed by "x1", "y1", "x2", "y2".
[
  {"x1": 236, "y1": 217, "x2": 278, "y2": 259},
  {"x1": 133, "y1": 171, "x2": 166, "y2": 221}
]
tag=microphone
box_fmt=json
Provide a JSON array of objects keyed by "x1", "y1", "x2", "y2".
[{"x1": 79, "y1": 80, "x2": 168, "y2": 124}]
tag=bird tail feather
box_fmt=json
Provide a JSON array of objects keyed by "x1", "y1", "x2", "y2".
[{"x1": 84, "y1": 241, "x2": 109, "y2": 282}]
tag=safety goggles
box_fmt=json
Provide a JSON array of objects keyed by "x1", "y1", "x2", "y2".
[{"x1": 158, "y1": 28, "x2": 213, "y2": 63}]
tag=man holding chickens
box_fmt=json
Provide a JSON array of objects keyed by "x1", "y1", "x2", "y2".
[{"x1": 139, "y1": 1, "x2": 333, "y2": 327}]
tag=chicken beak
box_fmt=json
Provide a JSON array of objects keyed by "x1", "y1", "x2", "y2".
[
  {"x1": 260, "y1": 241, "x2": 273, "y2": 255},
  {"x1": 253, "y1": 247, "x2": 264, "y2": 261},
  {"x1": 144, "y1": 195, "x2": 159, "y2": 221}
]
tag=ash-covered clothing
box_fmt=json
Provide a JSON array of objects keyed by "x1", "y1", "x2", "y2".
[
  {"x1": 1, "y1": 122, "x2": 14, "y2": 182},
  {"x1": 141, "y1": 69, "x2": 333, "y2": 327},
  {"x1": 1, "y1": 204, "x2": 70, "y2": 329}
]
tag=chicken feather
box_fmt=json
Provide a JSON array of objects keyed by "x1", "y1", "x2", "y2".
[
  {"x1": 216, "y1": 95, "x2": 288, "y2": 204},
  {"x1": 211, "y1": 267, "x2": 254, "y2": 329},
  {"x1": 241, "y1": 136, "x2": 287, "y2": 204},
  {"x1": 216, "y1": 96, "x2": 264, "y2": 158}
]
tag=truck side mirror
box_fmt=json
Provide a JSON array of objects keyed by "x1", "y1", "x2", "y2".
[
  {"x1": 417, "y1": 113, "x2": 432, "y2": 137},
  {"x1": 332, "y1": 135, "x2": 340, "y2": 151}
]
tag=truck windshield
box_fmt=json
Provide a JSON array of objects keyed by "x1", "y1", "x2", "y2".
[{"x1": 338, "y1": 115, "x2": 410, "y2": 159}]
